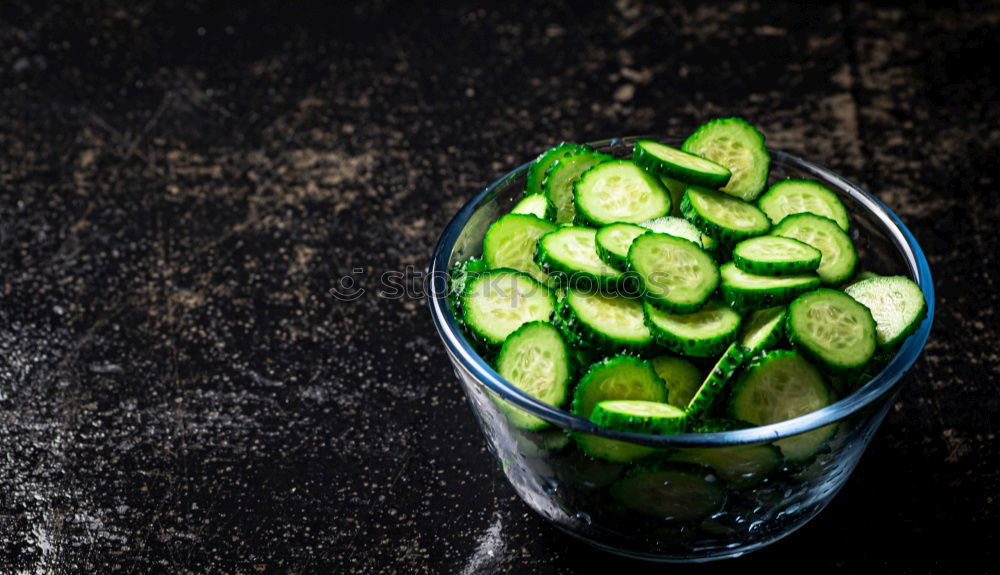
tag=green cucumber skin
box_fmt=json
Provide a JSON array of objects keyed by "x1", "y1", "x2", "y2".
[
  {"x1": 771, "y1": 213, "x2": 857, "y2": 286},
  {"x1": 632, "y1": 140, "x2": 731, "y2": 188},
  {"x1": 494, "y1": 321, "x2": 572, "y2": 431},
  {"x1": 786, "y1": 289, "x2": 877, "y2": 374},
  {"x1": 544, "y1": 150, "x2": 615, "y2": 224},
  {"x1": 554, "y1": 293, "x2": 655, "y2": 355},
  {"x1": 682, "y1": 117, "x2": 771, "y2": 202},
  {"x1": 685, "y1": 343, "x2": 747, "y2": 420},
  {"x1": 461, "y1": 269, "x2": 557, "y2": 348},
  {"x1": 534, "y1": 228, "x2": 629, "y2": 292},
  {"x1": 573, "y1": 160, "x2": 672, "y2": 228},
  {"x1": 592, "y1": 401, "x2": 687, "y2": 435},
  {"x1": 525, "y1": 143, "x2": 589, "y2": 197},
  {"x1": 628, "y1": 233, "x2": 720, "y2": 314},
  {"x1": 612, "y1": 463, "x2": 727, "y2": 522},
  {"x1": 680, "y1": 187, "x2": 771, "y2": 248},
  {"x1": 738, "y1": 306, "x2": 787, "y2": 357},
  {"x1": 757, "y1": 179, "x2": 850, "y2": 231},
  {"x1": 643, "y1": 300, "x2": 742, "y2": 358},
  {"x1": 719, "y1": 263, "x2": 821, "y2": 309},
  {"x1": 845, "y1": 275, "x2": 927, "y2": 351},
  {"x1": 732, "y1": 237, "x2": 822, "y2": 276}
]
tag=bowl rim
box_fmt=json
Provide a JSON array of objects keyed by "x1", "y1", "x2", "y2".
[{"x1": 427, "y1": 136, "x2": 935, "y2": 448}]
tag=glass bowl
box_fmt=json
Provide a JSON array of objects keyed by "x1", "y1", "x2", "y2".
[{"x1": 426, "y1": 137, "x2": 934, "y2": 562}]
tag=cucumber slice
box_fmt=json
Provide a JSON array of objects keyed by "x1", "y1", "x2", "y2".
[
  {"x1": 516, "y1": 428, "x2": 571, "y2": 458},
  {"x1": 447, "y1": 257, "x2": 490, "y2": 315},
  {"x1": 720, "y1": 262, "x2": 821, "y2": 309},
  {"x1": 669, "y1": 444, "x2": 782, "y2": 488},
  {"x1": 571, "y1": 356, "x2": 667, "y2": 462},
  {"x1": 557, "y1": 289, "x2": 653, "y2": 353},
  {"x1": 511, "y1": 193, "x2": 556, "y2": 221},
  {"x1": 573, "y1": 160, "x2": 671, "y2": 227},
  {"x1": 685, "y1": 343, "x2": 746, "y2": 418},
  {"x1": 544, "y1": 150, "x2": 613, "y2": 224},
  {"x1": 787, "y1": 288, "x2": 876, "y2": 373},
  {"x1": 628, "y1": 233, "x2": 719, "y2": 314},
  {"x1": 650, "y1": 356, "x2": 704, "y2": 410},
  {"x1": 494, "y1": 322, "x2": 572, "y2": 430},
  {"x1": 732, "y1": 236, "x2": 822, "y2": 276},
  {"x1": 682, "y1": 117, "x2": 771, "y2": 202},
  {"x1": 482, "y1": 214, "x2": 557, "y2": 284},
  {"x1": 611, "y1": 465, "x2": 727, "y2": 521},
  {"x1": 462, "y1": 270, "x2": 556, "y2": 346},
  {"x1": 595, "y1": 223, "x2": 649, "y2": 271},
  {"x1": 845, "y1": 275, "x2": 927, "y2": 351},
  {"x1": 729, "y1": 350, "x2": 835, "y2": 461},
  {"x1": 659, "y1": 176, "x2": 687, "y2": 217},
  {"x1": 680, "y1": 186, "x2": 771, "y2": 246},
  {"x1": 535, "y1": 226, "x2": 626, "y2": 290},
  {"x1": 525, "y1": 143, "x2": 588, "y2": 197},
  {"x1": 644, "y1": 300, "x2": 742, "y2": 358},
  {"x1": 632, "y1": 140, "x2": 732, "y2": 188},
  {"x1": 571, "y1": 356, "x2": 668, "y2": 419},
  {"x1": 771, "y1": 213, "x2": 857, "y2": 285},
  {"x1": 592, "y1": 400, "x2": 687, "y2": 434},
  {"x1": 640, "y1": 216, "x2": 704, "y2": 247},
  {"x1": 844, "y1": 270, "x2": 881, "y2": 289},
  {"x1": 738, "y1": 306, "x2": 786, "y2": 357},
  {"x1": 758, "y1": 180, "x2": 850, "y2": 231}
]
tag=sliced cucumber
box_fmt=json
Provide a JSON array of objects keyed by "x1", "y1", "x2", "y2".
[
  {"x1": 556, "y1": 289, "x2": 653, "y2": 353},
  {"x1": 738, "y1": 305, "x2": 786, "y2": 357},
  {"x1": 535, "y1": 226, "x2": 625, "y2": 290},
  {"x1": 845, "y1": 275, "x2": 927, "y2": 351},
  {"x1": 787, "y1": 288, "x2": 876, "y2": 373},
  {"x1": 572, "y1": 356, "x2": 668, "y2": 419},
  {"x1": 771, "y1": 213, "x2": 857, "y2": 285},
  {"x1": 682, "y1": 117, "x2": 771, "y2": 202},
  {"x1": 729, "y1": 350, "x2": 835, "y2": 461},
  {"x1": 611, "y1": 465, "x2": 727, "y2": 521},
  {"x1": 628, "y1": 233, "x2": 719, "y2": 314},
  {"x1": 525, "y1": 143, "x2": 588, "y2": 197},
  {"x1": 494, "y1": 322, "x2": 572, "y2": 430},
  {"x1": 544, "y1": 150, "x2": 614, "y2": 224},
  {"x1": 758, "y1": 180, "x2": 849, "y2": 231},
  {"x1": 685, "y1": 342, "x2": 746, "y2": 418},
  {"x1": 844, "y1": 270, "x2": 881, "y2": 289},
  {"x1": 592, "y1": 400, "x2": 687, "y2": 435},
  {"x1": 574, "y1": 160, "x2": 671, "y2": 227},
  {"x1": 650, "y1": 356, "x2": 704, "y2": 410},
  {"x1": 720, "y1": 262, "x2": 821, "y2": 309},
  {"x1": 595, "y1": 223, "x2": 648, "y2": 271},
  {"x1": 511, "y1": 193, "x2": 556, "y2": 221},
  {"x1": 462, "y1": 270, "x2": 556, "y2": 346},
  {"x1": 681, "y1": 186, "x2": 771, "y2": 246},
  {"x1": 571, "y1": 356, "x2": 667, "y2": 462},
  {"x1": 640, "y1": 216, "x2": 703, "y2": 247},
  {"x1": 482, "y1": 213, "x2": 557, "y2": 284},
  {"x1": 516, "y1": 428, "x2": 571, "y2": 458},
  {"x1": 669, "y1": 444, "x2": 782, "y2": 488},
  {"x1": 644, "y1": 300, "x2": 741, "y2": 358},
  {"x1": 690, "y1": 417, "x2": 751, "y2": 433},
  {"x1": 632, "y1": 140, "x2": 732, "y2": 188},
  {"x1": 447, "y1": 257, "x2": 490, "y2": 315},
  {"x1": 732, "y1": 236, "x2": 822, "y2": 276}
]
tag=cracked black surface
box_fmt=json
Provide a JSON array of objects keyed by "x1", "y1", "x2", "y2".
[{"x1": 1, "y1": 1, "x2": 997, "y2": 573}]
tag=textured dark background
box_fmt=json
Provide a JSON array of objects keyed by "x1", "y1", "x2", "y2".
[{"x1": 1, "y1": 0, "x2": 997, "y2": 573}]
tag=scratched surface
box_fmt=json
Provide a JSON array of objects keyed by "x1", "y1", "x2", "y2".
[{"x1": 0, "y1": 1, "x2": 997, "y2": 573}]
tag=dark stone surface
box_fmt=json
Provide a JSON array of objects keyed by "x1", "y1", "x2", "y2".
[{"x1": 0, "y1": 0, "x2": 997, "y2": 572}]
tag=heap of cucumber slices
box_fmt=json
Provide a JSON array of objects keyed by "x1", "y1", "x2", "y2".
[{"x1": 449, "y1": 117, "x2": 927, "y2": 466}]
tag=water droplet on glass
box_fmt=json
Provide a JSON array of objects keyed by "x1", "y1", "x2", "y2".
[{"x1": 575, "y1": 512, "x2": 592, "y2": 525}]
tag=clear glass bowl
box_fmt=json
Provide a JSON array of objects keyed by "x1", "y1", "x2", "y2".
[{"x1": 426, "y1": 137, "x2": 934, "y2": 562}]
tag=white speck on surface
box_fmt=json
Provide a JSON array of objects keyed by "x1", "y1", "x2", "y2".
[{"x1": 459, "y1": 514, "x2": 504, "y2": 575}]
